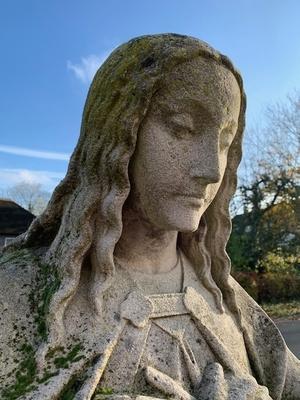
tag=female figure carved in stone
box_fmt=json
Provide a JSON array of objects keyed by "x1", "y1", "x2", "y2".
[{"x1": 0, "y1": 34, "x2": 299, "y2": 400}]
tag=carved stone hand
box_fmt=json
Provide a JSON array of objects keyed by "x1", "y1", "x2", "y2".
[
  {"x1": 197, "y1": 362, "x2": 272, "y2": 400},
  {"x1": 144, "y1": 363, "x2": 273, "y2": 400}
]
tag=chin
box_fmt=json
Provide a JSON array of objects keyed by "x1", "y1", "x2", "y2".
[
  {"x1": 178, "y1": 208, "x2": 203, "y2": 232},
  {"x1": 178, "y1": 221, "x2": 200, "y2": 233},
  {"x1": 156, "y1": 209, "x2": 202, "y2": 233}
]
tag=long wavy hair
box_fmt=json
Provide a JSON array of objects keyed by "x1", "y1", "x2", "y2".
[{"x1": 10, "y1": 34, "x2": 246, "y2": 350}]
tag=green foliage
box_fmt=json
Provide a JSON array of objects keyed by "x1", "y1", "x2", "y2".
[
  {"x1": 233, "y1": 250, "x2": 300, "y2": 303},
  {"x1": 230, "y1": 89, "x2": 299, "y2": 274},
  {"x1": 232, "y1": 271, "x2": 259, "y2": 300},
  {"x1": 261, "y1": 300, "x2": 300, "y2": 319},
  {"x1": 258, "y1": 273, "x2": 300, "y2": 303},
  {"x1": 258, "y1": 251, "x2": 300, "y2": 275},
  {"x1": 233, "y1": 269, "x2": 300, "y2": 303},
  {"x1": 227, "y1": 232, "x2": 253, "y2": 271}
]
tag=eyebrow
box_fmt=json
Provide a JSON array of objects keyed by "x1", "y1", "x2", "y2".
[
  {"x1": 162, "y1": 98, "x2": 215, "y2": 123},
  {"x1": 224, "y1": 120, "x2": 238, "y2": 130},
  {"x1": 156, "y1": 95, "x2": 239, "y2": 131}
]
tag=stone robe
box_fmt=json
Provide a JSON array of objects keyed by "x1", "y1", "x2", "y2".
[{"x1": 0, "y1": 249, "x2": 299, "y2": 399}]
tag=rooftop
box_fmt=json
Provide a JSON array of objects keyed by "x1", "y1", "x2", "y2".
[{"x1": 0, "y1": 199, "x2": 35, "y2": 235}]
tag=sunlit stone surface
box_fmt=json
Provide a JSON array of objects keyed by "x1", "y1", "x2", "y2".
[{"x1": 0, "y1": 34, "x2": 299, "y2": 400}]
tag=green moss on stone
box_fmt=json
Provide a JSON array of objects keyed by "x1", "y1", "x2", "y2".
[
  {"x1": 2, "y1": 344, "x2": 37, "y2": 400},
  {"x1": 0, "y1": 248, "x2": 36, "y2": 267},
  {"x1": 29, "y1": 258, "x2": 61, "y2": 341},
  {"x1": 37, "y1": 370, "x2": 59, "y2": 384},
  {"x1": 59, "y1": 372, "x2": 86, "y2": 400},
  {"x1": 53, "y1": 344, "x2": 84, "y2": 369},
  {"x1": 0, "y1": 249, "x2": 64, "y2": 398},
  {"x1": 1, "y1": 247, "x2": 61, "y2": 342},
  {"x1": 94, "y1": 386, "x2": 113, "y2": 395},
  {"x1": 45, "y1": 345, "x2": 65, "y2": 359}
]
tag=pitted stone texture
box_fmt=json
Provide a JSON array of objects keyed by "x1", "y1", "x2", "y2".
[
  {"x1": 0, "y1": 34, "x2": 299, "y2": 400},
  {"x1": 121, "y1": 290, "x2": 153, "y2": 328}
]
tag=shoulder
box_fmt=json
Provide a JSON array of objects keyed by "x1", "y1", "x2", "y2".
[
  {"x1": 229, "y1": 275, "x2": 271, "y2": 322},
  {"x1": 0, "y1": 248, "x2": 39, "y2": 313},
  {"x1": 0, "y1": 247, "x2": 37, "y2": 292},
  {"x1": 229, "y1": 275, "x2": 300, "y2": 399},
  {"x1": 0, "y1": 248, "x2": 40, "y2": 392},
  {"x1": 0, "y1": 248, "x2": 38, "y2": 322},
  {"x1": 228, "y1": 275, "x2": 286, "y2": 349}
]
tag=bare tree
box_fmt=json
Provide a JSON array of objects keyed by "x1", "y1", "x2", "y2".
[
  {"x1": 265, "y1": 90, "x2": 300, "y2": 165},
  {"x1": 229, "y1": 91, "x2": 300, "y2": 271},
  {"x1": 6, "y1": 182, "x2": 50, "y2": 216},
  {"x1": 232, "y1": 90, "x2": 300, "y2": 214}
]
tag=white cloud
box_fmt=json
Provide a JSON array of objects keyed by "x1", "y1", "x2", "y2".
[
  {"x1": 0, "y1": 168, "x2": 65, "y2": 192},
  {"x1": 67, "y1": 52, "x2": 110, "y2": 83},
  {"x1": 0, "y1": 144, "x2": 70, "y2": 161}
]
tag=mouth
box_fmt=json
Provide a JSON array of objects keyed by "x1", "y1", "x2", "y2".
[{"x1": 176, "y1": 194, "x2": 205, "y2": 208}]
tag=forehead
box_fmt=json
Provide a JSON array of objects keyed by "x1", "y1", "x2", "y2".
[{"x1": 153, "y1": 57, "x2": 241, "y2": 124}]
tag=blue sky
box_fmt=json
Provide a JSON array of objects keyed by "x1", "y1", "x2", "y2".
[{"x1": 0, "y1": 0, "x2": 299, "y2": 193}]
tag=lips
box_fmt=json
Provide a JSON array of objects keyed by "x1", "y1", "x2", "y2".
[
  {"x1": 185, "y1": 197, "x2": 204, "y2": 206},
  {"x1": 175, "y1": 193, "x2": 205, "y2": 207}
]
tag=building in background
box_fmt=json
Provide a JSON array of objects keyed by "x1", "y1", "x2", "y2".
[{"x1": 0, "y1": 199, "x2": 35, "y2": 248}]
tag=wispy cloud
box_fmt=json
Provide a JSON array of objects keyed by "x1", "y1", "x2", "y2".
[
  {"x1": 0, "y1": 168, "x2": 65, "y2": 191},
  {"x1": 67, "y1": 52, "x2": 110, "y2": 83},
  {"x1": 0, "y1": 144, "x2": 70, "y2": 161}
]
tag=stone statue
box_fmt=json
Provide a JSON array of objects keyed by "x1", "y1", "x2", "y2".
[{"x1": 0, "y1": 34, "x2": 299, "y2": 400}]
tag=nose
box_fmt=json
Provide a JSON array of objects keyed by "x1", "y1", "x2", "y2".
[
  {"x1": 189, "y1": 135, "x2": 221, "y2": 184},
  {"x1": 190, "y1": 164, "x2": 221, "y2": 184}
]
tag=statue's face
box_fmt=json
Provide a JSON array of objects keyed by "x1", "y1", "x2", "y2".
[{"x1": 129, "y1": 57, "x2": 241, "y2": 232}]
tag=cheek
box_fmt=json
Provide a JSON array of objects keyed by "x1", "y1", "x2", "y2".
[
  {"x1": 144, "y1": 148, "x2": 178, "y2": 191},
  {"x1": 204, "y1": 157, "x2": 227, "y2": 207},
  {"x1": 205, "y1": 183, "x2": 220, "y2": 206},
  {"x1": 131, "y1": 153, "x2": 171, "y2": 214}
]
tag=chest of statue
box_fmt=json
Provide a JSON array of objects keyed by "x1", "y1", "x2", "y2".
[{"x1": 96, "y1": 257, "x2": 253, "y2": 398}]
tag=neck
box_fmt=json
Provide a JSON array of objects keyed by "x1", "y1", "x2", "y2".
[{"x1": 114, "y1": 205, "x2": 178, "y2": 274}]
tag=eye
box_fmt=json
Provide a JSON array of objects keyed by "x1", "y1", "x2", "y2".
[
  {"x1": 219, "y1": 127, "x2": 234, "y2": 151},
  {"x1": 169, "y1": 114, "x2": 195, "y2": 139},
  {"x1": 172, "y1": 124, "x2": 195, "y2": 139}
]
